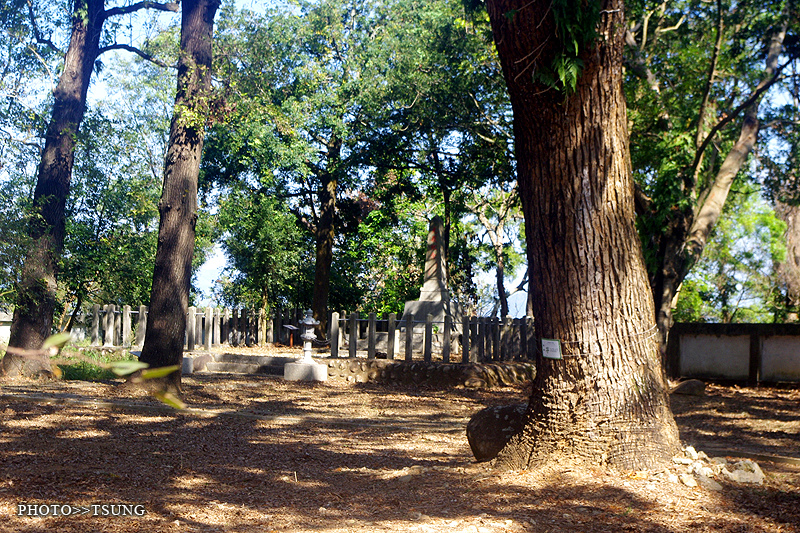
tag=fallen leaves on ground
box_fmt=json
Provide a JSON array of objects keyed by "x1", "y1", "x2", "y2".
[{"x1": 0, "y1": 371, "x2": 797, "y2": 533}]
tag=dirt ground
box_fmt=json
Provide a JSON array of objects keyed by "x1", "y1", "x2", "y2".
[{"x1": 0, "y1": 360, "x2": 798, "y2": 533}]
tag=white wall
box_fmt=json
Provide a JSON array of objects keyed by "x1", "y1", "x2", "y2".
[{"x1": 679, "y1": 334, "x2": 750, "y2": 380}]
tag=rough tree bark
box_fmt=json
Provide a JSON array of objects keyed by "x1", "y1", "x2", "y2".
[
  {"x1": 311, "y1": 172, "x2": 336, "y2": 339},
  {"x1": 485, "y1": 0, "x2": 681, "y2": 470},
  {"x1": 138, "y1": 0, "x2": 220, "y2": 392}
]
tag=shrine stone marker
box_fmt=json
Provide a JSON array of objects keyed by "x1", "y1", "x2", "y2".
[{"x1": 400, "y1": 216, "x2": 462, "y2": 335}]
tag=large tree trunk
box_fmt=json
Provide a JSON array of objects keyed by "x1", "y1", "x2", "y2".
[
  {"x1": 2, "y1": 0, "x2": 103, "y2": 377},
  {"x1": 486, "y1": 0, "x2": 680, "y2": 470},
  {"x1": 138, "y1": 0, "x2": 220, "y2": 392}
]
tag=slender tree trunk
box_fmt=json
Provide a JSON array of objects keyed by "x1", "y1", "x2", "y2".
[
  {"x1": 776, "y1": 201, "x2": 800, "y2": 321},
  {"x1": 651, "y1": 17, "x2": 787, "y2": 351},
  {"x1": 138, "y1": 0, "x2": 220, "y2": 391},
  {"x1": 312, "y1": 165, "x2": 338, "y2": 340},
  {"x1": 494, "y1": 243, "x2": 508, "y2": 318},
  {"x1": 65, "y1": 292, "x2": 84, "y2": 333},
  {"x1": 486, "y1": 0, "x2": 680, "y2": 470},
  {"x1": 2, "y1": 0, "x2": 103, "y2": 377}
]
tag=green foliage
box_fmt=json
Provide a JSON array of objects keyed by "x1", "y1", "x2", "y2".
[
  {"x1": 0, "y1": 176, "x2": 34, "y2": 306},
  {"x1": 674, "y1": 187, "x2": 787, "y2": 323},
  {"x1": 59, "y1": 108, "x2": 161, "y2": 312},
  {"x1": 206, "y1": 0, "x2": 514, "y2": 314},
  {"x1": 527, "y1": 0, "x2": 601, "y2": 94},
  {"x1": 55, "y1": 344, "x2": 139, "y2": 381},
  {"x1": 59, "y1": 360, "x2": 120, "y2": 381},
  {"x1": 626, "y1": 0, "x2": 797, "y2": 316},
  {"x1": 337, "y1": 197, "x2": 429, "y2": 315},
  {"x1": 215, "y1": 187, "x2": 303, "y2": 311},
  {"x1": 52, "y1": 342, "x2": 183, "y2": 407},
  {"x1": 0, "y1": 1, "x2": 63, "y2": 307}
]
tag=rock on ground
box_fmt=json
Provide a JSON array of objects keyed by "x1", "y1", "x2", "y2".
[{"x1": 466, "y1": 403, "x2": 528, "y2": 462}]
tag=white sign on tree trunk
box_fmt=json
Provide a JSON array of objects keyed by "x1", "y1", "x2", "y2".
[{"x1": 541, "y1": 339, "x2": 562, "y2": 359}]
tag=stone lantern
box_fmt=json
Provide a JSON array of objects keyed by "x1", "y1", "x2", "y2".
[
  {"x1": 284, "y1": 310, "x2": 328, "y2": 382},
  {"x1": 299, "y1": 309, "x2": 319, "y2": 363}
]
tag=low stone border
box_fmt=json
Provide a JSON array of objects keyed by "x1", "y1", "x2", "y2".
[{"x1": 325, "y1": 358, "x2": 536, "y2": 388}]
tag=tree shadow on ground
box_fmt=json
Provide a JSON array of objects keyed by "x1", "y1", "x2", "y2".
[
  {"x1": 670, "y1": 383, "x2": 800, "y2": 458},
  {"x1": 0, "y1": 377, "x2": 798, "y2": 532}
]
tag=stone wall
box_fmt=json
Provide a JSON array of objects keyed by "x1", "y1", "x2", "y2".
[{"x1": 325, "y1": 358, "x2": 536, "y2": 388}]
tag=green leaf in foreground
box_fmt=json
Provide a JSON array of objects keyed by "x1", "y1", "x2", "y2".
[
  {"x1": 109, "y1": 360, "x2": 149, "y2": 376},
  {"x1": 153, "y1": 391, "x2": 187, "y2": 409},
  {"x1": 140, "y1": 365, "x2": 180, "y2": 380},
  {"x1": 42, "y1": 333, "x2": 74, "y2": 351}
]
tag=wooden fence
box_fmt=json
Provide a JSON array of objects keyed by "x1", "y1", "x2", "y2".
[
  {"x1": 329, "y1": 311, "x2": 535, "y2": 363},
  {"x1": 71, "y1": 305, "x2": 535, "y2": 363},
  {"x1": 73, "y1": 304, "x2": 301, "y2": 351}
]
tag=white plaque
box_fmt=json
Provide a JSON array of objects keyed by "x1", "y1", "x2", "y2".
[{"x1": 541, "y1": 339, "x2": 562, "y2": 359}]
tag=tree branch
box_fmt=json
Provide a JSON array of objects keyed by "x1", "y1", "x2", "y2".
[
  {"x1": 26, "y1": 0, "x2": 59, "y2": 53},
  {"x1": 690, "y1": 0, "x2": 725, "y2": 192},
  {"x1": 98, "y1": 43, "x2": 175, "y2": 68},
  {"x1": 633, "y1": 182, "x2": 654, "y2": 217},
  {"x1": 684, "y1": 18, "x2": 791, "y2": 272},
  {"x1": 624, "y1": 29, "x2": 659, "y2": 94},
  {"x1": 689, "y1": 54, "x2": 797, "y2": 183},
  {"x1": 102, "y1": 1, "x2": 180, "y2": 20}
]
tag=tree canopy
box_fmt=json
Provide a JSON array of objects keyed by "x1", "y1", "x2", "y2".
[{"x1": 1, "y1": 0, "x2": 798, "y2": 373}]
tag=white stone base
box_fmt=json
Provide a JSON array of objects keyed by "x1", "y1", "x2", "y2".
[
  {"x1": 182, "y1": 356, "x2": 194, "y2": 375},
  {"x1": 284, "y1": 361, "x2": 328, "y2": 382}
]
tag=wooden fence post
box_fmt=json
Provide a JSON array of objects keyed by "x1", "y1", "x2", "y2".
[
  {"x1": 368, "y1": 312, "x2": 376, "y2": 359},
  {"x1": 492, "y1": 318, "x2": 501, "y2": 360},
  {"x1": 387, "y1": 313, "x2": 396, "y2": 360},
  {"x1": 114, "y1": 307, "x2": 122, "y2": 345},
  {"x1": 104, "y1": 304, "x2": 115, "y2": 346},
  {"x1": 349, "y1": 312, "x2": 358, "y2": 358},
  {"x1": 187, "y1": 306, "x2": 196, "y2": 350},
  {"x1": 194, "y1": 309, "x2": 203, "y2": 348},
  {"x1": 443, "y1": 314, "x2": 451, "y2": 363},
  {"x1": 462, "y1": 314, "x2": 471, "y2": 363},
  {"x1": 330, "y1": 312, "x2": 340, "y2": 358},
  {"x1": 213, "y1": 308, "x2": 221, "y2": 347},
  {"x1": 257, "y1": 308, "x2": 265, "y2": 347},
  {"x1": 273, "y1": 307, "x2": 282, "y2": 344},
  {"x1": 477, "y1": 317, "x2": 486, "y2": 362},
  {"x1": 501, "y1": 316, "x2": 512, "y2": 360},
  {"x1": 424, "y1": 313, "x2": 433, "y2": 362},
  {"x1": 135, "y1": 305, "x2": 147, "y2": 348},
  {"x1": 122, "y1": 305, "x2": 132, "y2": 347},
  {"x1": 526, "y1": 316, "x2": 535, "y2": 358},
  {"x1": 405, "y1": 314, "x2": 414, "y2": 361},
  {"x1": 91, "y1": 304, "x2": 100, "y2": 345},
  {"x1": 231, "y1": 309, "x2": 239, "y2": 346},
  {"x1": 204, "y1": 307, "x2": 213, "y2": 351},
  {"x1": 241, "y1": 309, "x2": 249, "y2": 346},
  {"x1": 265, "y1": 308, "x2": 274, "y2": 345},
  {"x1": 221, "y1": 308, "x2": 230, "y2": 345}
]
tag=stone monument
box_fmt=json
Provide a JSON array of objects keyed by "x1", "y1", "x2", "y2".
[{"x1": 400, "y1": 216, "x2": 462, "y2": 337}]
